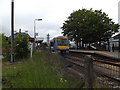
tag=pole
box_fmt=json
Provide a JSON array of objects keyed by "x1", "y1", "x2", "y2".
[
  {"x1": 118, "y1": 34, "x2": 120, "y2": 58},
  {"x1": 11, "y1": 0, "x2": 15, "y2": 62},
  {"x1": 34, "y1": 20, "x2": 36, "y2": 50},
  {"x1": 118, "y1": 34, "x2": 120, "y2": 53},
  {"x1": 81, "y1": 38, "x2": 82, "y2": 48},
  {"x1": 110, "y1": 31, "x2": 113, "y2": 52}
]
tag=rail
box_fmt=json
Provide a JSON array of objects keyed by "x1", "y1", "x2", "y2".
[
  {"x1": 66, "y1": 52, "x2": 120, "y2": 88},
  {"x1": 93, "y1": 58, "x2": 120, "y2": 88}
]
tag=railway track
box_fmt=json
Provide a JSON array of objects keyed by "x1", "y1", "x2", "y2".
[{"x1": 63, "y1": 51, "x2": 120, "y2": 88}]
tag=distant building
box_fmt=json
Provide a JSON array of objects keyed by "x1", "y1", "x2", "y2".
[
  {"x1": 110, "y1": 1, "x2": 120, "y2": 50},
  {"x1": 111, "y1": 1, "x2": 120, "y2": 49},
  {"x1": 112, "y1": 33, "x2": 120, "y2": 48},
  {"x1": 9, "y1": 28, "x2": 44, "y2": 48}
]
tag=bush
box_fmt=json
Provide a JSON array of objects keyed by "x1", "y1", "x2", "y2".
[{"x1": 14, "y1": 33, "x2": 30, "y2": 59}]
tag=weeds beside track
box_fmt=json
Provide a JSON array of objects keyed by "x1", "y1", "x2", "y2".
[{"x1": 2, "y1": 50, "x2": 78, "y2": 88}]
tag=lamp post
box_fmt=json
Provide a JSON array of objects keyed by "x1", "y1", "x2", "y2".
[{"x1": 34, "y1": 19, "x2": 42, "y2": 50}]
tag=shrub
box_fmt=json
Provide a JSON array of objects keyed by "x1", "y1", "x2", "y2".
[{"x1": 14, "y1": 33, "x2": 30, "y2": 59}]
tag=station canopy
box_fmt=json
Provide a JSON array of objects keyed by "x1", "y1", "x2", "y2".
[{"x1": 35, "y1": 37, "x2": 44, "y2": 43}]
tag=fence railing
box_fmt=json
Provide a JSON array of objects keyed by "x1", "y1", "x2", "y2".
[{"x1": 82, "y1": 55, "x2": 120, "y2": 88}]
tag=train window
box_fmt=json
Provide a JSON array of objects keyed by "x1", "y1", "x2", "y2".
[{"x1": 57, "y1": 39, "x2": 68, "y2": 46}]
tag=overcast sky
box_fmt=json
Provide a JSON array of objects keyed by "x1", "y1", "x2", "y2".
[{"x1": 0, "y1": 0, "x2": 120, "y2": 41}]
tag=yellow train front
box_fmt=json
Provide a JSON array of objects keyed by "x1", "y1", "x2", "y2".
[{"x1": 50, "y1": 36, "x2": 69, "y2": 53}]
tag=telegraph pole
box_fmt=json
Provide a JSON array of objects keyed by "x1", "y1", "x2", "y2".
[{"x1": 11, "y1": 0, "x2": 15, "y2": 62}]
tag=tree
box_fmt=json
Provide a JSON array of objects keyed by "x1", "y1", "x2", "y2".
[
  {"x1": 61, "y1": 9, "x2": 119, "y2": 48},
  {"x1": 14, "y1": 32, "x2": 30, "y2": 59}
]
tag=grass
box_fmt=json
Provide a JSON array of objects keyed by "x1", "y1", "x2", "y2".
[
  {"x1": 2, "y1": 50, "x2": 78, "y2": 88},
  {"x1": 0, "y1": 60, "x2": 2, "y2": 90}
]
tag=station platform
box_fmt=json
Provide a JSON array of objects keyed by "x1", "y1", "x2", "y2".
[{"x1": 70, "y1": 49, "x2": 120, "y2": 59}]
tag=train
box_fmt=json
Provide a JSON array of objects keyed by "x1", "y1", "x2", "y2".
[{"x1": 50, "y1": 36, "x2": 69, "y2": 54}]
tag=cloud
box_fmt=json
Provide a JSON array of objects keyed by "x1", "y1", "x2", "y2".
[{"x1": 1, "y1": 0, "x2": 120, "y2": 42}]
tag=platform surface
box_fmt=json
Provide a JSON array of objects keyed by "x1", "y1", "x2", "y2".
[{"x1": 70, "y1": 50, "x2": 120, "y2": 59}]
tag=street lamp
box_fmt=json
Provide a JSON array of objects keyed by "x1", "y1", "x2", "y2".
[{"x1": 34, "y1": 19, "x2": 42, "y2": 50}]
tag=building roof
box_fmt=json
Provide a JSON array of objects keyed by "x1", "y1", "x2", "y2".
[
  {"x1": 113, "y1": 33, "x2": 120, "y2": 39},
  {"x1": 9, "y1": 32, "x2": 30, "y2": 38},
  {"x1": 9, "y1": 32, "x2": 34, "y2": 42},
  {"x1": 9, "y1": 32, "x2": 44, "y2": 43}
]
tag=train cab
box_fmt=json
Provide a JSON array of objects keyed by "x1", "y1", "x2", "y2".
[{"x1": 50, "y1": 36, "x2": 69, "y2": 53}]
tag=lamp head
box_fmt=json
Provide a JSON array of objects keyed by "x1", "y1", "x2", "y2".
[{"x1": 36, "y1": 19, "x2": 42, "y2": 21}]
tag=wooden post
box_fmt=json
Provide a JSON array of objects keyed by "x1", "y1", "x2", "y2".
[
  {"x1": 84, "y1": 55, "x2": 94, "y2": 88},
  {"x1": 118, "y1": 66, "x2": 120, "y2": 86}
]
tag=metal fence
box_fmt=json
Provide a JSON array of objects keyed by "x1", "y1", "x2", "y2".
[{"x1": 83, "y1": 55, "x2": 120, "y2": 88}]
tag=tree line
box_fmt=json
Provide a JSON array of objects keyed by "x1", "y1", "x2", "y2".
[{"x1": 61, "y1": 8, "x2": 119, "y2": 49}]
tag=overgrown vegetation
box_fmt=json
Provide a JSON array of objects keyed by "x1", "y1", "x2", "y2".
[
  {"x1": 1, "y1": 30, "x2": 30, "y2": 61},
  {"x1": 2, "y1": 50, "x2": 78, "y2": 88}
]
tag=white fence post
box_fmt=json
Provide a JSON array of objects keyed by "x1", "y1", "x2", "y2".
[{"x1": 29, "y1": 42, "x2": 33, "y2": 58}]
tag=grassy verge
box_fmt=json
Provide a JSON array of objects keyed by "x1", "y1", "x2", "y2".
[{"x1": 2, "y1": 50, "x2": 78, "y2": 88}]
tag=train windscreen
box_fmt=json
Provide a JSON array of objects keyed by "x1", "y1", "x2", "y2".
[{"x1": 57, "y1": 39, "x2": 68, "y2": 46}]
